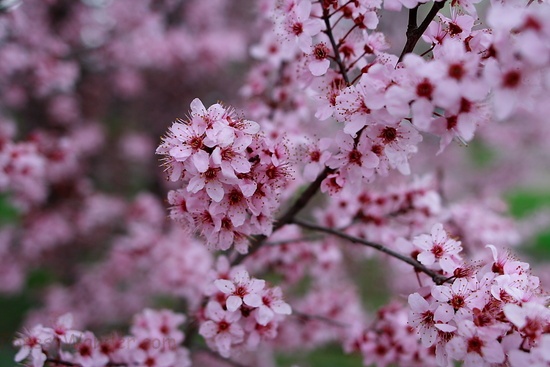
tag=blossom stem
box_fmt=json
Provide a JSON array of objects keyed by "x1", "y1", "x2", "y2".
[
  {"x1": 291, "y1": 218, "x2": 450, "y2": 285},
  {"x1": 338, "y1": 23, "x2": 360, "y2": 46}
]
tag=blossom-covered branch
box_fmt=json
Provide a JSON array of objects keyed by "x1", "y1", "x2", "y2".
[{"x1": 292, "y1": 217, "x2": 449, "y2": 285}]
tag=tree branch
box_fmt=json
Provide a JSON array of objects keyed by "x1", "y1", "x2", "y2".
[
  {"x1": 291, "y1": 218, "x2": 450, "y2": 285},
  {"x1": 322, "y1": 8, "x2": 350, "y2": 85},
  {"x1": 398, "y1": 1, "x2": 447, "y2": 63}
]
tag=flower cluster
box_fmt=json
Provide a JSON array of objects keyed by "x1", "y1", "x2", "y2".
[
  {"x1": 14, "y1": 310, "x2": 190, "y2": 367},
  {"x1": 408, "y1": 241, "x2": 549, "y2": 367},
  {"x1": 347, "y1": 302, "x2": 439, "y2": 367},
  {"x1": 157, "y1": 98, "x2": 290, "y2": 253},
  {"x1": 199, "y1": 264, "x2": 291, "y2": 358}
]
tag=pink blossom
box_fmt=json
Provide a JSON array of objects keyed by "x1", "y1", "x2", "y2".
[
  {"x1": 413, "y1": 223, "x2": 462, "y2": 273},
  {"x1": 308, "y1": 43, "x2": 331, "y2": 76},
  {"x1": 13, "y1": 325, "x2": 49, "y2": 367},
  {"x1": 446, "y1": 320, "x2": 505, "y2": 367},
  {"x1": 214, "y1": 269, "x2": 265, "y2": 312},
  {"x1": 327, "y1": 132, "x2": 379, "y2": 187},
  {"x1": 408, "y1": 292, "x2": 454, "y2": 347},
  {"x1": 282, "y1": 0, "x2": 324, "y2": 53},
  {"x1": 256, "y1": 286, "x2": 292, "y2": 326},
  {"x1": 131, "y1": 309, "x2": 186, "y2": 346},
  {"x1": 365, "y1": 122, "x2": 422, "y2": 175},
  {"x1": 432, "y1": 278, "x2": 484, "y2": 319},
  {"x1": 69, "y1": 331, "x2": 110, "y2": 367},
  {"x1": 504, "y1": 302, "x2": 550, "y2": 347},
  {"x1": 46, "y1": 313, "x2": 82, "y2": 344},
  {"x1": 303, "y1": 138, "x2": 332, "y2": 181}
]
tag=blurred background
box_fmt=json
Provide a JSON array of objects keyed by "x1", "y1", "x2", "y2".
[{"x1": 1, "y1": 0, "x2": 549, "y2": 366}]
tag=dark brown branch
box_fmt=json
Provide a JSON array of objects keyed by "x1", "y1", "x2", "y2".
[
  {"x1": 398, "y1": 1, "x2": 447, "y2": 63},
  {"x1": 275, "y1": 166, "x2": 333, "y2": 231},
  {"x1": 291, "y1": 218, "x2": 450, "y2": 285},
  {"x1": 322, "y1": 8, "x2": 350, "y2": 85}
]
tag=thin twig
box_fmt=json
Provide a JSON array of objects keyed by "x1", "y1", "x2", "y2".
[
  {"x1": 291, "y1": 218, "x2": 450, "y2": 285},
  {"x1": 264, "y1": 235, "x2": 323, "y2": 246},
  {"x1": 293, "y1": 310, "x2": 349, "y2": 327},
  {"x1": 322, "y1": 8, "x2": 350, "y2": 85}
]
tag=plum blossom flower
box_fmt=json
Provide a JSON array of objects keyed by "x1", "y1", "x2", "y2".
[
  {"x1": 214, "y1": 269, "x2": 265, "y2": 312},
  {"x1": 199, "y1": 302, "x2": 244, "y2": 358},
  {"x1": 432, "y1": 278, "x2": 484, "y2": 319},
  {"x1": 327, "y1": 132, "x2": 379, "y2": 187},
  {"x1": 408, "y1": 292, "x2": 454, "y2": 347},
  {"x1": 308, "y1": 43, "x2": 331, "y2": 76},
  {"x1": 46, "y1": 313, "x2": 82, "y2": 344},
  {"x1": 256, "y1": 286, "x2": 292, "y2": 326},
  {"x1": 131, "y1": 309, "x2": 186, "y2": 346},
  {"x1": 413, "y1": 223, "x2": 462, "y2": 273},
  {"x1": 365, "y1": 122, "x2": 422, "y2": 175},
  {"x1": 386, "y1": 53, "x2": 460, "y2": 130},
  {"x1": 446, "y1": 320, "x2": 505, "y2": 367},
  {"x1": 13, "y1": 325, "x2": 49, "y2": 367},
  {"x1": 282, "y1": 0, "x2": 324, "y2": 52},
  {"x1": 69, "y1": 331, "x2": 109, "y2": 367},
  {"x1": 503, "y1": 302, "x2": 550, "y2": 347},
  {"x1": 303, "y1": 138, "x2": 332, "y2": 181}
]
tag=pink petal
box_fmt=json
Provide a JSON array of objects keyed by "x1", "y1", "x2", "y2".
[
  {"x1": 192, "y1": 150, "x2": 210, "y2": 173},
  {"x1": 215, "y1": 333, "x2": 232, "y2": 358},
  {"x1": 190, "y1": 98, "x2": 207, "y2": 117},
  {"x1": 15, "y1": 346, "x2": 30, "y2": 362},
  {"x1": 243, "y1": 293, "x2": 262, "y2": 308},
  {"x1": 417, "y1": 251, "x2": 436, "y2": 266},
  {"x1": 271, "y1": 300, "x2": 292, "y2": 315},
  {"x1": 231, "y1": 155, "x2": 251, "y2": 173},
  {"x1": 187, "y1": 175, "x2": 205, "y2": 193},
  {"x1": 309, "y1": 59, "x2": 330, "y2": 76},
  {"x1": 408, "y1": 293, "x2": 429, "y2": 312},
  {"x1": 256, "y1": 305, "x2": 274, "y2": 326},
  {"x1": 199, "y1": 321, "x2": 218, "y2": 338},
  {"x1": 206, "y1": 181, "x2": 224, "y2": 202},
  {"x1": 226, "y1": 296, "x2": 243, "y2": 312},
  {"x1": 214, "y1": 279, "x2": 236, "y2": 294},
  {"x1": 482, "y1": 341, "x2": 505, "y2": 363}
]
